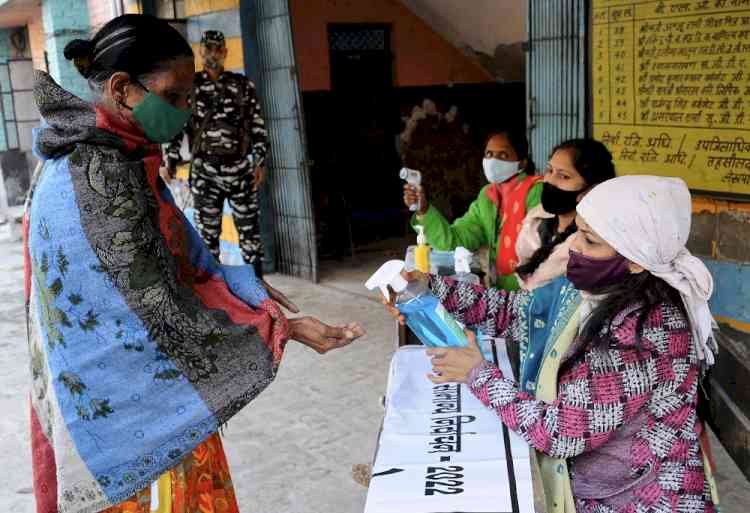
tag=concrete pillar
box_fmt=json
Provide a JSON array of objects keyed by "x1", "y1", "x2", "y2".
[
  {"x1": 28, "y1": 16, "x2": 48, "y2": 73},
  {"x1": 42, "y1": 0, "x2": 91, "y2": 100}
]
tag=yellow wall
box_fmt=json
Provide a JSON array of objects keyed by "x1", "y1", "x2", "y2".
[
  {"x1": 125, "y1": 0, "x2": 143, "y2": 14},
  {"x1": 591, "y1": 1, "x2": 750, "y2": 196},
  {"x1": 185, "y1": 0, "x2": 239, "y2": 17}
]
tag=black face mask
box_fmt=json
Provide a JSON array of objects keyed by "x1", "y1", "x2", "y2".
[{"x1": 541, "y1": 182, "x2": 585, "y2": 215}]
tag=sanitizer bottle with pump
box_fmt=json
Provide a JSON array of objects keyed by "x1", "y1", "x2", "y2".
[
  {"x1": 365, "y1": 260, "x2": 468, "y2": 348},
  {"x1": 414, "y1": 225, "x2": 431, "y2": 274},
  {"x1": 450, "y1": 247, "x2": 480, "y2": 284}
]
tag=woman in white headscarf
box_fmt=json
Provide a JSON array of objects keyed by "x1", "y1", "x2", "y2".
[{"x1": 385, "y1": 175, "x2": 719, "y2": 513}]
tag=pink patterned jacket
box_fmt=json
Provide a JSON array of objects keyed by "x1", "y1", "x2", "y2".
[{"x1": 434, "y1": 277, "x2": 717, "y2": 513}]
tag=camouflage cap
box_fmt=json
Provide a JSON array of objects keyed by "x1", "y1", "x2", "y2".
[{"x1": 201, "y1": 30, "x2": 225, "y2": 47}]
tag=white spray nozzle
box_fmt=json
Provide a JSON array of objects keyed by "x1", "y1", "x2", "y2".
[
  {"x1": 415, "y1": 225, "x2": 426, "y2": 245},
  {"x1": 365, "y1": 260, "x2": 408, "y2": 303},
  {"x1": 454, "y1": 246, "x2": 472, "y2": 274}
]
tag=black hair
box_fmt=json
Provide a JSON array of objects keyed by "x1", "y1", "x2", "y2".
[
  {"x1": 64, "y1": 14, "x2": 193, "y2": 88},
  {"x1": 550, "y1": 138, "x2": 616, "y2": 186},
  {"x1": 515, "y1": 218, "x2": 577, "y2": 278},
  {"x1": 579, "y1": 272, "x2": 688, "y2": 350},
  {"x1": 485, "y1": 128, "x2": 537, "y2": 174},
  {"x1": 516, "y1": 138, "x2": 616, "y2": 278},
  {"x1": 565, "y1": 271, "x2": 710, "y2": 422}
]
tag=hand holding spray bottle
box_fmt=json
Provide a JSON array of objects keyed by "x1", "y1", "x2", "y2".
[{"x1": 365, "y1": 260, "x2": 468, "y2": 348}]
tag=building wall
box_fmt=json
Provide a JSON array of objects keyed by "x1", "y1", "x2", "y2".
[
  {"x1": 688, "y1": 197, "x2": 750, "y2": 480},
  {"x1": 398, "y1": 0, "x2": 527, "y2": 81},
  {"x1": 185, "y1": 0, "x2": 239, "y2": 14},
  {"x1": 400, "y1": 0, "x2": 526, "y2": 54},
  {"x1": 26, "y1": 1, "x2": 110, "y2": 75},
  {"x1": 42, "y1": 0, "x2": 91, "y2": 100},
  {"x1": 289, "y1": 0, "x2": 493, "y2": 92},
  {"x1": 88, "y1": 0, "x2": 116, "y2": 32},
  {"x1": 688, "y1": 198, "x2": 750, "y2": 333},
  {"x1": 125, "y1": 0, "x2": 142, "y2": 14}
]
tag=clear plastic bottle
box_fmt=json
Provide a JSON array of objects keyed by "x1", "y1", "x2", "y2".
[{"x1": 366, "y1": 260, "x2": 468, "y2": 348}]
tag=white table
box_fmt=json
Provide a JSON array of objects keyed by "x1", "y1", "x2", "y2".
[{"x1": 365, "y1": 345, "x2": 535, "y2": 513}]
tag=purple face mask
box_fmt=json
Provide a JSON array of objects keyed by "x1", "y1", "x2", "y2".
[{"x1": 566, "y1": 249, "x2": 632, "y2": 292}]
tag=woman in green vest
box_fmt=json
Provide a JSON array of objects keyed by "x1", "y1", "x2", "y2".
[{"x1": 403, "y1": 129, "x2": 543, "y2": 291}]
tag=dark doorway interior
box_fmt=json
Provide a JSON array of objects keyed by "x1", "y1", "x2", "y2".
[{"x1": 310, "y1": 24, "x2": 402, "y2": 259}]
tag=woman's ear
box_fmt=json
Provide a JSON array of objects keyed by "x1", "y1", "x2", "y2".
[
  {"x1": 628, "y1": 261, "x2": 646, "y2": 274},
  {"x1": 108, "y1": 71, "x2": 131, "y2": 106},
  {"x1": 576, "y1": 187, "x2": 591, "y2": 203},
  {"x1": 520, "y1": 158, "x2": 528, "y2": 171}
]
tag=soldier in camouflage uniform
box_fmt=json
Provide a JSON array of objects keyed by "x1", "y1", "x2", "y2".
[{"x1": 165, "y1": 30, "x2": 268, "y2": 277}]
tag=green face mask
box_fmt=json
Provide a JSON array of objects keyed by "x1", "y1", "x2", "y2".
[{"x1": 122, "y1": 81, "x2": 191, "y2": 143}]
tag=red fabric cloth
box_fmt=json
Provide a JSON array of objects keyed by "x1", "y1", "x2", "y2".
[
  {"x1": 485, "y1": 174, "x2": 543, "y2": 276},
  {"x1": 30, "y1": 401, "x2": 58, "y2": 513}
]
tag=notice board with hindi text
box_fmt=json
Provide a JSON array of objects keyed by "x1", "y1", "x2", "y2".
[{"x1": 592, "y1": 0, "x2": 750, "y2": 195}]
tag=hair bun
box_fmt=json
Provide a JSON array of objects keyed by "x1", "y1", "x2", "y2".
[{"x1": 63, "y1": 39, "x2": 94, "y2": 61}]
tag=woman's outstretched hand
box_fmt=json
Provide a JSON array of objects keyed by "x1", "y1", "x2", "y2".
[{"x1": 289, "y1": 317, "x2": 366, "y2": 354}]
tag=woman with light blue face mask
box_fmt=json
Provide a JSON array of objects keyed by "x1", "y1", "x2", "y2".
[{"x1": 404, "y1": 129, "x2": 544, "y2": 291}]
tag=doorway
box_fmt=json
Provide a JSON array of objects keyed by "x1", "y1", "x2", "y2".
[{"x1": 312, "y1": 24, "x2": 402, "y2": 259}]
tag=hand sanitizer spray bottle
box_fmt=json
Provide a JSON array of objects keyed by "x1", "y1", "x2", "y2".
[
  {"x1": 450, "y1": 247, "x2": 480, "y2": 284},
  {"x1": 400, "y1": 167, "x2": 422, "y2": 212},
  {"x1": 414, "y1": 225, "x2": 431, "y2": 274},
  {"x1": 365, "y1": 260, "x2": 468, "y2": 348}
]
